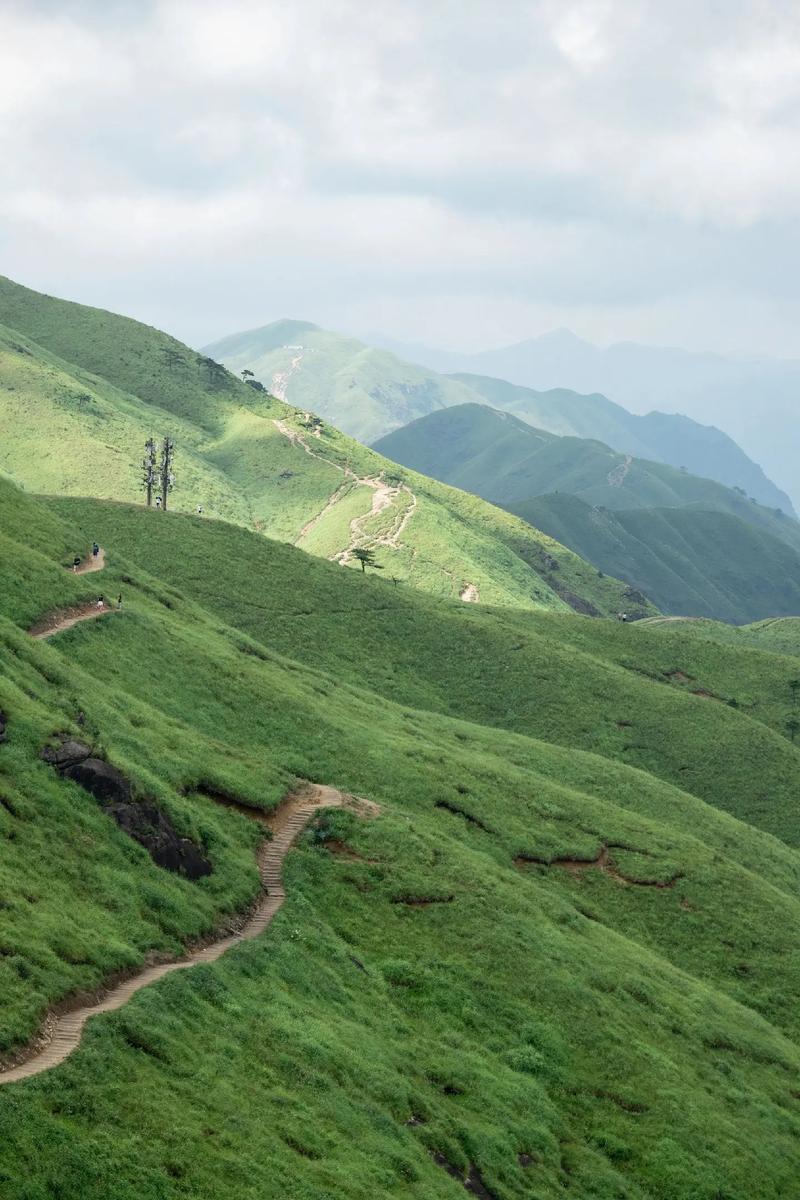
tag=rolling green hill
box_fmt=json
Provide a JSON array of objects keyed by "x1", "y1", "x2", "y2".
[
  {"x1": 4, "y1": 476, "x2": 800, "y2": 1197},
  {"x1": 203, "y1": 316, "x2": 793, "y2": 512},
  {"x1": 374, "y1": 403, "x2": 800, "y2": 622},
  {"x1": 448, "y1": 371, "x2": 795, "y2": 515},
  {"x1": 202, "y1": 319, "x2": 479, "y2": 444},
  {"x1": 0, "y1": 276, "x2": 643, "y2": 619}
]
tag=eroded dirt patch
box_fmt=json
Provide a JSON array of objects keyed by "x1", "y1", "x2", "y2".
[{"x1": 515, "y1": 843, "x2": 683, "y2": 889}]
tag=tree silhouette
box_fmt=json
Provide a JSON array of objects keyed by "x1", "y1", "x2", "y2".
[
  {"x1": 352, "y1": 548, "x2": 382, "y2": 574},
  {"x1": 241, "y1": 368, "x2": 255, "y2": 379}
]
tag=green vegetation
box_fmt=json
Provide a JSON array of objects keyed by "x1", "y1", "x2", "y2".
[
  {"x1": 3, "y1": 476, "x2": 800, "y2": 1197},
  {"x1": 4, "y1": 279, "x2": 800, "y2": 1198},
  {"x1": 46, "y1": 496, "x2": 800, "y2": 845},
  {"x1": 203, "y1": 318, "x2": 793, "y2": 514},
  {"x1": 202, "y1": 318, "x2": 479, "y2": 444},
  {"x1": 375, "y1": 403, "x2": 800, "y2": 622},
  {"x1": 451, "y1": 370, "x2": 795, "y2": 515},
  {"x1": 0, "y1": 276, "x2": 642, "y2": 619}
]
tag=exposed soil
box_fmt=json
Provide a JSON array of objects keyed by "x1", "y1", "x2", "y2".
[
  {"x1": 29, "y1": 602, "x2": 114, "y2": 639},
  {"x1": 431, "y1": 1153, "x2": 498, "y2": 1199},
  {"x1": 272, "y1": 418, "x2": 419, "y2": 566},
  {"x1": 607, "y1": 454, "x2": 633, "y2": 487},
  {"x1": 0, "y1": 784, "x2": 364, "y2": 1085},
  {"x1": 73, "y1": 547, "x2": 106, "y2": 574},
  {"x1": 435, "y1": 798, "x2": 494, "y2": 833},
  {"x1": 515, "y1": 843, "x2": 683, "y2": 889},
  {"x1": 460, "y1": 583, "x2": 480, "y2": 603}
]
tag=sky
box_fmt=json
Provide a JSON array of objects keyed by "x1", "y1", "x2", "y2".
[{"x1": 2, "y1": 0, "x2": 800, "y2": 355}]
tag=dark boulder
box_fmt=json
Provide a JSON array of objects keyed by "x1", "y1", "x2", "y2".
[
  {"x1": 63, "y1": 757, "x2": 132, "y2": 805},
  {"x1": 40, "y1": 739, "x2": 92, "y2": 768},
  {"x1": 105, "y1": 800, "x2": 213, "y2": 879},
  {"x1": 49, "y1": 750, "x2": 213, "y2": 879}
]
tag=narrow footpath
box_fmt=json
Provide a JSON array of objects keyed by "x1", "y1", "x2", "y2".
[
  {"x1": 0, "y1": 785, "x2": 349, "y2": 1085},
  {"x1": 29, "y1": 548, "x2": 111, "y2": 639}
]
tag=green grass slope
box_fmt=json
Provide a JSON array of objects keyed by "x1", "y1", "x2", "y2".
[
  {"x1": 4, "y1": 480, "x2": 800, "y2": 1197},
  {"x1": 202, "y1": 318, "x2": 480, "y2": 444},
  {"x1": 50, "y1": 495, "x2": 800, "y2": 848},
  {"x1": 518, "y1": 494, "x2": 800, "y2": 623},
  {"x1": 0, "y1": 276, "x2": 642, "y2": 619}
]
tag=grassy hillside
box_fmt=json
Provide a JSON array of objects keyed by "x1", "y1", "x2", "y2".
[
  {"x1": 374, "y1": 403, "x2": 800, "y2": 547},
  {"x1": 204, "y1": 316, "x2": 794, "y2": 515},
  {"x1": 4, "y1": 479, "x2": 800, "y2": 1197},
  {"x1": 639, "y1": 615, "x2": 800, "y2": 661},
  {"x1": 47, "y1": 495, "x2": 800, "y2": 847},
  {"x1": 517, "y1": 494, "x2": 800, "y2": 623},
  {"x1": 0, "y1": 276, "x2": 642, "y2": 619},
  {"x1": 375, "y1": 404, "x2": 800, "y2": 622},
  {"x1": 452, "y1": 371, "x2": 795, "y2": 515},
  {"x1": 202, "y1": 318, "x2": 479, "y2": 444}
]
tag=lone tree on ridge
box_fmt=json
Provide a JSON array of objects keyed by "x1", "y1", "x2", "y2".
[{"x1": 352, "y1": 548, "x2": 383, "y2": 574}]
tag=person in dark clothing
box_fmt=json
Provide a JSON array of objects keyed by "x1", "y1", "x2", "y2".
[
  {"x1": 92, "y1": 542, "x2": 100, "y2": 559},
  {"x1": 72, "y1": 556, "x2": 81, "y2": 573},
  {"x1": 117, "y1": 593, "x2": 123, "y2": 610}
]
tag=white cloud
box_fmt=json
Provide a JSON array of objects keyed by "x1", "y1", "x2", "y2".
[{"x1": 2, "y1": 0, "x2": 800, "y2": 353}]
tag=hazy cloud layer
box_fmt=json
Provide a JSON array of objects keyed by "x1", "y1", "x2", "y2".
[{"x1": 2, "y1": 0, "x2": 800, "y2": 353}]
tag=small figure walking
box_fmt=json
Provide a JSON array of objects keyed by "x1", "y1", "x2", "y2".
[
  {"x1": 117, "y1": 593, "x2": 123, "y2": 610},
  {"x1": 197, "y1": 504, "x2": 204, "y2": 516},
  {"x1": 96, "y1": 595, "x2": 105, "y2": 610},
  {"x1": 155, "y1": 495, "x2": 162, "y2": 509},
  {"x1": 92, "y1": 542, "x2": 100, "y2": 560},
  {"x1": 72, "y1": 555, "x2": 81, "y2": 573}
]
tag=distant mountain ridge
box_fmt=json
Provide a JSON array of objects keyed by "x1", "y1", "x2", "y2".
[
  {"x1": 450, "y1": 373, "x2": 796, "y2": 517},
  {"x1": 205, "y1": 320, "x2": 794, "y2": 515},
  {"x1": 368, "y1": 328, "x2": 800, "y2": 511},
  {"x1": 374, "y1": 402, "x2": 800, "y2": 623}
]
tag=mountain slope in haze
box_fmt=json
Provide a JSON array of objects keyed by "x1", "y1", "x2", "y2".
[
  {"x1": 374, "y1": 403, "x2": 800, "y2": 622},
  {"x1": 202, "y1": 319, "x2": 479, "y2": 444},
  {"x1": 374, "y1": 327, "x2": 800, "y2": 513},
  {"x1": 4, "y1": 477, "x2": 800, "y2": 1197},
  {"x1": 450, "y1": 371, "x2": 796, "y2": 516},
  {"x1": 0, "y1": 275, "x2": 644, "y2": 619},
  {"x1": 521, "y1": 494, "x2": 800, "y2": 624},
  {"x1": 374, "y1": 403, "x2": 800, "y2": 547},
  {"x1": 206, "y1": 317, "x2": 794, "y2": 514}
]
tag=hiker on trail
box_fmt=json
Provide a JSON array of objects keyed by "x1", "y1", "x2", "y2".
[
  {"x1": 72, "y1": 556, "x2": 81, "y2": 573},
  {"x1": 621, "y1": 612, "x2": 628, "y2": 623},
  {"x1": 197, "y1": 504, "x2": 204, "y2": 515},
  {"x1": 92, "y1": 542, "x2": 100, "y2": 559},
  {"x1": 96, "y1": 595, "x2": 105, "y2": 610},
  {"x1": 155, "y1": 495, "x2": 162, "y2": 509},
  {"x1": 117, "y1": 593, "x2": 123, "y2": 610}
]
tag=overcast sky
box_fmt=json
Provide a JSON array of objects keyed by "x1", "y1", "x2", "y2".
[{"x1": 2, "y1": 0, "x2": 800, "y2": 355}]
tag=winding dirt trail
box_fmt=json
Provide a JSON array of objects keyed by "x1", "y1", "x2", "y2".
[
  {"x1": 607, "y1": 454, "x2": 633, "y2": 488},
  {"x1": 74, "y1": 548, "x2": 106, "y2": 574},
  {"x1": 30, "y1": 603, "x2": 114, "y2": 640},
  {"x1": 273, "y1": 419, "x2": 418, "y2": 563},
  {"x1": 0, "y1": 785, "x2": 355, "y2": 1086},
  {"x1": 29, "y1": 548, "x2": 113, "y2": 639}
]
